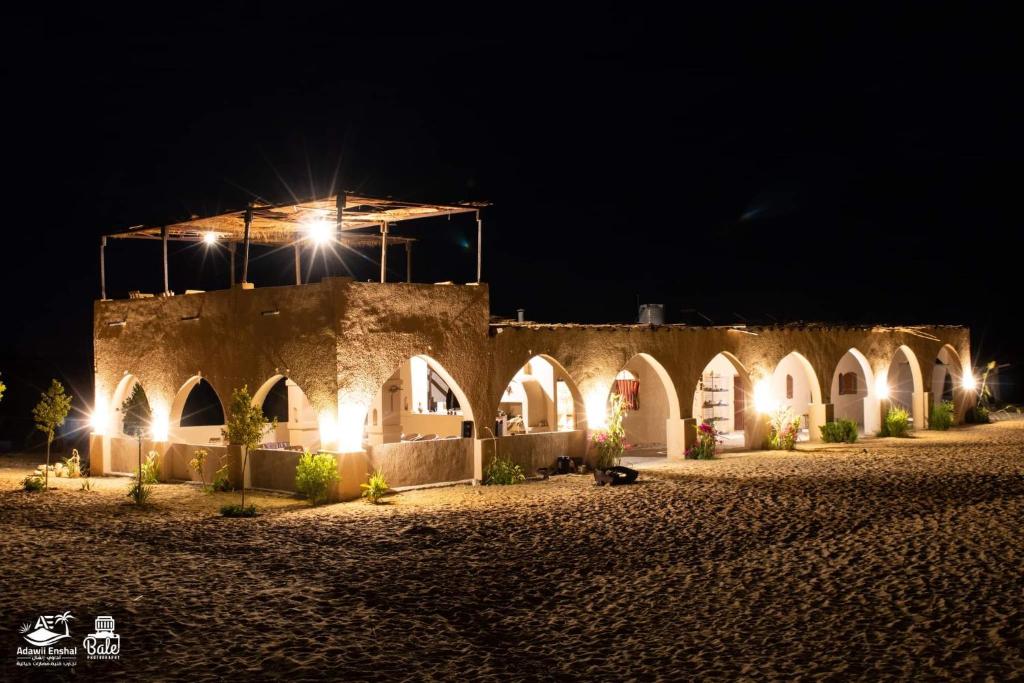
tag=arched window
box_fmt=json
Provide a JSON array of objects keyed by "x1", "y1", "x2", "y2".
[
  {"x1": 785, "y1": 374, "x2": 794, "y2": 400},
  {"x1": 838, "y1": 372, "x2": 858, "y2": 395},
  {"x1": 613, "y1": 369, "x2": 640, "y2": 410}
]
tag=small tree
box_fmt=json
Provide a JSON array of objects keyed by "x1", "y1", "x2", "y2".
[
  {"x1": 121, "y1": 383, "x2": 152, "y2": 497},
  {"x1": 222, "y1": 386, "x2": 276, "y2": 510},
  {"x1": 33, "y1": 379, "x2": 73, "y2": 490}
]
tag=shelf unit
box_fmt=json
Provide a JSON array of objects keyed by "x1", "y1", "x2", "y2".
[{"x1": 700, "y1": 371, "x2": 730, "y2": 433}]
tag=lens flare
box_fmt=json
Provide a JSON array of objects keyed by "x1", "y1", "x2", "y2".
[
  {"x1": 753, "y1": 379, "x2": 778, "y2": 414},
  {"x1": 307, "y1": 219, "x2": 334, "y2": 245},
  {"x1": 874, "y1": 375, "x2": 890, "y2": 400},
  {"x1": 961, "y1": 371, "x2": 977, "y2": 391}
]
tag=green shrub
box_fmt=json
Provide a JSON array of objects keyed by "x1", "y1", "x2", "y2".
[
  {"x1": 879, "y1": 407, "x2": 911, "y2": 437},
  {"x1": 210, "y1": 463, "x2": 232, "y2": 492},
  {"x1": 189, "y1": 448, "x2": 208, "y2": 488},
  {"x1": 485, "y1": 456, "x2": 526, "y2": 485},
  {"x1": 22, "y1": 475, "x2": 45, "y2": 492},
  {"x1": 965, "y1": 405, "x2": 990, "y2": 424},
  {"x1": 820, "y1": 419, "x2": 859, "y2": 443},
  {"x1": 220, "y1": 503, "x2": 257, "y2": 518},
  {"x1": 126, "y1": 479, "x2": 152, "y2": 505},
  {"x1": 295, "y1": 451, "x2": 339, "y2": 505},
  {"x1": 138, "y1": 451, "x2": 160, "y2": 484},
  {"x1": 929, "y1": 400, "x2": 955, "y2": 431},
  {"x1": 360, "y1": 469, "x2": 389, "y2": 504}
]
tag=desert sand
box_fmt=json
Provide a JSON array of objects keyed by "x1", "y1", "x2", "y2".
[{"x1": 2, "y1": 422, "x2": 1023, "y2": 680}]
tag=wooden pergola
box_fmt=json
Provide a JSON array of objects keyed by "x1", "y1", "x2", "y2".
[{"x1": 101, "y1": 193, "x2": 487, "y2": 298}]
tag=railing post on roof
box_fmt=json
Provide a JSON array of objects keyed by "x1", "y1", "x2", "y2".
[
  {"x1": 161, "y1": 226, "x2": 169, "y2": 295},
  {"x1": 476, "y1": 210, "x2": 482, "y2": 283},
  {"x1": 229, "y1": 242, "x2": 236, "y2": 288},
  {"x1": 294, "y1": 242, "x2": 302, "y2": 286},
  {"x1": 405, "y1": 241, "x2": 412, "y2": 283},
  {"x1": 242, "y1": 202, "x2": 253, "y2": 285},
  {"x1": 100, "y1": 235, "x2": 107, "y2": 300},
  {"x1": 380, "y1": 222, "x2": 388, "y2": 283}
]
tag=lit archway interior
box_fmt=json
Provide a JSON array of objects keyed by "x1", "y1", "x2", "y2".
[
  {"x1": 497, "y1": 355, "x2": 582, "y2": 437},
  {"x1": 932, "y1": 345, "x2": 962, "y2": 404},
  {"x1": 768, "y1": 352, "x2": 822, "y2": 442},
  {"x1": 169, "y1": 377, "x2": 225, "y2": 445},
  {"x1": 111, "y1": 375, "x2": 151, "y2": 437},
  {"x1": 830, "y1": 348, "x2": 877, "y2": 433},
  {"x1": 609, "y1": 353, "x2": 679, "y2": 457},
  {"x1": 252, "y1": 375, "x2": 320, "y2": 450},
  {"x1": 691, "y1": 352, "x2": 751, "y2": 450},
  {"x1": 887, "y1": 345, "x2": 923, "y2": 427},
  {"x1": 364, "y1": 355, "x2": 473, "y2": 445}
]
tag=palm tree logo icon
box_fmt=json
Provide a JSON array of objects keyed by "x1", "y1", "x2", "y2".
[{"x1": 20, "y1": 611, "x2": 75, "y2": 647}]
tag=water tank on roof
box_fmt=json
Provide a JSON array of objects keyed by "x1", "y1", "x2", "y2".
[{"x1": 638, "y1": 304, "x2": 664, "y2": 325}]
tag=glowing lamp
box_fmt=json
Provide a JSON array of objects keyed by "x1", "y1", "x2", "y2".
[
  {"x1": 753, "y1": 379, "x2": 778, "y2": 414},
  {"x1": 874, "y1": 375, "x2": 890, "y2": 400},
  {"x1": 337, "y1": 403, "x2": 368, "y2": 453},
  {"x1": 318, "y1": 413, "x2": 338, "y2": 450},
  {"x1": 150, "y1": 412, "x2": 170, "y2": 442},
  {"x1": 203, "y1": 232, "x2": 219, "y2": 245},
  {"x1": 585, "y1": 393, "x2": 608, "y2": 430},
  {"x1": 307, "y1": 219, "x2": 334, "y2": 245},
  {"x1": 90, "y1": 404, "x2": 108, "y2": 435},
  {"x1": 961, "y1": 372, "x2": 977, "y2": 391}
]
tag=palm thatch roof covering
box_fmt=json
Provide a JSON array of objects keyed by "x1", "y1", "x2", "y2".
[{"x1": 107, "y1": 194, "x2": 486, "y2": 246}]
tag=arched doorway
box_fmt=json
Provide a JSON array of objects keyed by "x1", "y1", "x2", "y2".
[
  {"x1": 830, "y1": 348, "x2": 879, "y2": 434},
  {"x1": 692, "y1": 352, "x2": 753, "y2": 450},
  {"x1": 364, "y1": 355, "x2": 474, "y2": 446},
  {"x1": 496, "y1": 355, "x2": 583, "y2": 437},
  {"x1": 768, "y1": 352, "x2": 823, "y2": 443},
  {"x1": 169, "y1": 376, "x2": 225, "y2": 445},
  {"x1": 932, "y1": 345, "x2": 962, "y2": 404},
  {"x1": 252, "y1": 375, "x2": 320, "y2": 450},
  {"x1": 884, "y1": 345, "x2": 924, "y2": 429},
  {"x1": 110, "y1": 375, "x2": 151, "y2": 438},
  {"x1": 610, "y1": 353, "x2": 680, "y2": 459}
]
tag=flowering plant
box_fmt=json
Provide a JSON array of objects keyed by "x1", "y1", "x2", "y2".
[
  {"x1": 686, "y1": 420, "x2": 721, "y2": 459},
  {"x1": 767, "y1": 406, "x2": 802, "y2": 450},
  {"x1": 591, "y1": 394, "x2": 626, "y2": 470}
]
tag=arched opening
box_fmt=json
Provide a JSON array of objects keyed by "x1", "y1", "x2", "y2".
[
  {"x1": 252, "y1": 375, "x2": 320, "y2": 450},
  {"x1": 932, "y1": 345, "x2": 962, "y2": 404},
  {"x1": 110, "y1": 375, "x2": 151, "y2": 438},
  {"x1": 496, "y1": 355, "x2": 583, "y2": 437},
  {"x1": 884, "y1": 345, "x2": 924, "y2": 429},
  {"x1": 169, "y1": 376, "x2": 226, "y2": 445},
  {"x1": 768, "y1": 352, "x2": 823, "y2": 443},
  {"x1": 364, "y1": 355, "x2": 474, "y2": 446},
  {"x1": 609, "y1": 353, "x2": 680, "y2": 459},
  {"x1": 692, "y1": 352, "x2": 753, "y2": 450},
  {"x1": 830, "y1": 348, "x2": 878, "y2": 434}
]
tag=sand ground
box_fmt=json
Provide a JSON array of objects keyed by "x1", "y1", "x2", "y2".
[{"x1": 2, "y1": 422, "x2": 1023, "y2": 680}]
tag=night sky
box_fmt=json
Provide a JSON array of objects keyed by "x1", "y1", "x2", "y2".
[{"x1": 1, "y1": 4, "x2": 1020, "y2": 444}]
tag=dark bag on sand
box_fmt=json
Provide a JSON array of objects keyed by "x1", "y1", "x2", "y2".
[
  {"x1": 556, "y1": 456, "x2": 576, "y2": 474},
  {"x1": 593, "y1": 465, "x2": 639, "y2": 486}
]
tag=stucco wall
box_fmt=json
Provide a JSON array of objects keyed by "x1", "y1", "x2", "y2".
[
  {"x1": 368, "y1": 438, "x2": 474, "y2": 487},
  {"x1": 481, "y1": 430, "x2": 588, "y2": 475},
  {"x1": 93, "y1": 279, "x2": 974, "y2": 482}
]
